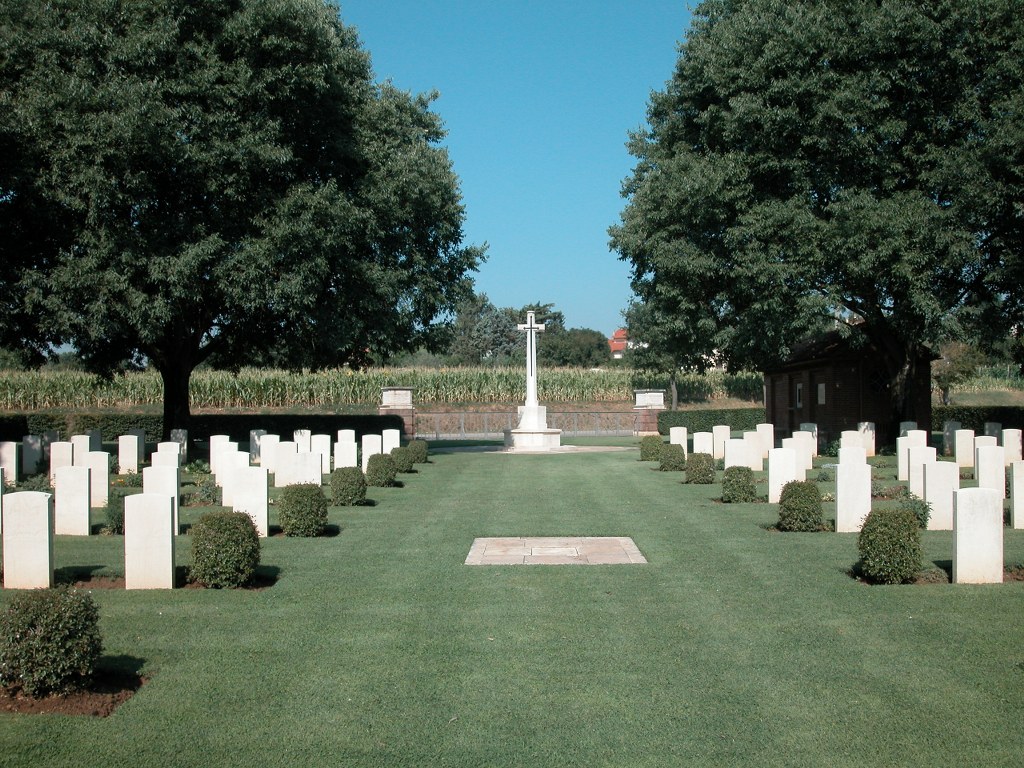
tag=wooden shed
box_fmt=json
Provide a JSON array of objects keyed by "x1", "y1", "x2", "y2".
[{"x1": 763, "y1": 331, "x2": 933, "y2": 449}]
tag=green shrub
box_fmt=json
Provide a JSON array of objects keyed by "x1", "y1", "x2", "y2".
[
  {"x1": 0, "y1": 587, "x2": 102, "y2": 697},
  {"x1": 14, "y1": 473, "x2": 54, "y2": 493},
  {"x1": 102, "y1": 486, "x2": 140, "y2": 534},
  {"x1": 277, "y1": 483, "x2": 329, "y2": 537},
  {"x1": 722, "y1": 466, "x2": 757, "y2": 503},
  {"x1": 407, "y1": 440, "x2": 429, "y2": 464},
  {"x1": 366, "y1": 453, "x2": 398, "y2": 488},
  {"x1": 640, "y1": 435, "x2": 664, "y2": 461},
  {"x1": 391, "y1": 445, "x2": 415, "y2": 473},
  {"x1": 330, "y1": 467, "x2": 367, "y2": 506},
  {"x1": 777, "y1": 481, "x2": 824, "y2": 532},
  {"x1": 892, "y1": 491, "x2": 931, "y2": 529},
  {"x1": 685, "y1": 453, "x2": 716, "y2": 484},
  {"x1": 658, "y1": 443, "x2": 687, "y2": 472},
  {"x1": 181, "y1": 474, "x2": 219, "y2": 507},
  {"x1": 658, "y1": 407, "x2": 766, "y2": 436},
  {"x1": 116, "y1": 470, "x2": 143, "y2": 488},
  {"x1": 857, "y1": 507, "x2": 922, "y2": 584},
  {"x1": 190, "y1": 510, "x2": 261, "y2": 587}
]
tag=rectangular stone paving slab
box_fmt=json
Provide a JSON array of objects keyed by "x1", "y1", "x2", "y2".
[{"x1": 465, "y1": 536, "x2": 646, "y2": 565}]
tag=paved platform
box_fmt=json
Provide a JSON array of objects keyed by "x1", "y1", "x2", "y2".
[{"x1": 465, "y1": 536, "x2": 646, "y2": 565}]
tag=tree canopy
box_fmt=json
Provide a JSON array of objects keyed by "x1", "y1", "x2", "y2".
[
  {"x1": 0, "y1": 0, "x2": 482, "y2": 433},
  {"x1": 610, "y1": 0, "x2": 1023, "y2": 427}
]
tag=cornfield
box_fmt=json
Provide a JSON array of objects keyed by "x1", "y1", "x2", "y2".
[{"x1": 0, "y1": 367, "x2": 765, "y2": 411}]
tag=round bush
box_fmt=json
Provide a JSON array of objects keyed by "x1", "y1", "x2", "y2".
[
  {"x1": 857, "y1": 507, "x2": 922, "y2": 584},
  {"x1": 722, "y1": 466, "x2": 757, "y2": 503},
  {"x1": 892, "y1": 491, "x2": 931, "y2": 529},
  {"x1": 685, "y1": 453, "x2": 716, "y2": 484},
  {"x1": 366, "y1": 453, "x2": 397, "y2": 488},
  {"x1": 658, "y1": 443, "x2": 687, "y2": 472},
  {"x1": 639, "y1": 435, "x2": 664, "y2": 461},
  {"x1": 277, "y1": 483, "x2": 329, "y2": 537},
  {"x1": 330, "y1": 467, "x2": 366, "y2": 506},
  {"x1": 777, "y1": 481, "x2": 824, "y2": 531},
  {"x1": 407, "y1": 440, "x2": 429, "y2": 464},
  {"x1": 391, "y1": 446, "x2": 415, "y2": 473},
  {"x1": 0, "y1": 587, "x2": 102, "y2": 697},
  {"x1": 190, "y1": 510, "x2": 261, "y2": 587}
]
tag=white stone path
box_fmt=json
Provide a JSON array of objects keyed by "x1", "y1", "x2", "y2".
[{"x1": 465, "y1": 536, "x2": 646, "y2": 565}]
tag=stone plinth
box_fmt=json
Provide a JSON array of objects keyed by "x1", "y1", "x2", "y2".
[
  {"x1": 504, "y1": 427, "x2": 563, "y2": 452},
  {"x1": 953, "y1": 487, "x2": 1003, "y2": 584},
  {"x1": 124, "y1": 493, "x2": 175, "y2": 589},
  {"x1": 380, "y1": 387, "x2": 416, "y2": 439},
  {"x1": 2, "y1": 491, "x2": 54, "y2": 589},
  {"x1": 632, "y1": 390, "x2": 665, "y2": 437}
]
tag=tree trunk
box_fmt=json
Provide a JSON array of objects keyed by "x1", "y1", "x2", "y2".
[
  {"x1": 158, "y1": 363, "x2": 193, "y2": 440},
  {"x1": 670, "y1": 369, "x2": 678, "y2": 411}
]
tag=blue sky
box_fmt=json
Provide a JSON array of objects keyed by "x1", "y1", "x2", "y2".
[{"x1": 338, "y1": 1, "x2": 694, "y2": 336}]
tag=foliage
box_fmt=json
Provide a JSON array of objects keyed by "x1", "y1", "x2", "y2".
[
  {"x1": 446, "y1": 293, "x2": 519, "y2": 365},
  {"x1": 722, "y1": 466, "x2": 757, "y2": 503},
  {"x1": 182, "y1": 475, "x2": 219, "y2": 508},
  {"x1": 103, "y1": 487, "x2": 140, "y2": 535},
  {"x1": 276, "y1": 484, "x2": 329, "y2": 537},
  {"x1": 189, "y1": 511, "x2": 260, "y2": 588},
  {"x1": 407, "y1": 440, "x2": 430, "y2": 464},
  {"x1": 0, "y1": 587, "x2": 102, "y2": 697},
  {"x1": 658, "y1": 443, "x2": 687, "y2": 472},
  {"x1": 329, "y1": 467, "x2": 367, "y2": 506},
  {"x1": 539, "y1": 327, "x2": 612, "y2": 368},
  {"x1": 932, "y1": 342, "x2": 988, "y2": 405},
  {"x1": 610, "y1": 0, "x2": 1024, "y2": 433},
  {"x1": 685, "y1": 453, "x2": 716, "y2": 485},
  {"x1": 857, "y1": 508, "x2": 922, "y2": 584},
  {"x1": 1, "y1": 0, "x2": 482, "y2": 435},
  {"x1": 391, "y1": 446, "x2": 415, "y2": 473},
  {"x1": 14, "y1": 473, "x2": 53, "y2": 493},
  {"x1": 639, "y1": 435, "x2": 664, "y2": 461},
  {"x1": 777, "y1": 481, "x2": 824, "y2": 532},
  {"x1": 114, "y1": 470, "x2": 143, "y2": 488},
  {"x1": 890, "y1": 490, "x2": 932, "y2": 529},
  {"x1": 658, "y1": 407, "x2": 765, "y2": 435},
  {"x1": 365, "y1": 454, "x2": 398, "y2": 488},
  {"x1": 933, "y1": 405, "x2": 1024, "y2": 432}
]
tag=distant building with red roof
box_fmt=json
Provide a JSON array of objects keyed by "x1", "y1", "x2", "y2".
[{"x1": 608, "y1": 329, "x2": 629, "y2": 359}]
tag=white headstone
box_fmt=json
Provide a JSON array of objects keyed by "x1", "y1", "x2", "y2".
[
  {"x1": 211, "y1": 441, "x2": 240, "y2": 485},
  {"x1": 953, "y1": 487, "x2": 1003, "y2": 584},
  {"x1": 249, "y1": 429, "x2": 268, "y2": 464},
  {"x1": 896, "y1": 436, "x2": 911, "y2": 482},
  {"x1": 723, "y1": 438, "x2": 749, "y2": 469},
  {"x1": 128, "y1": 428, "x2": 146, "y2": 463},
  {"x1": 924, "y1": 461, "x2": 959, "y2": 531},
  {"x1": 20, "y1": 435, "x2": 42, "y2": 476},
  {"x1": 792, "y1": 431, "x2": 815, "y2": 470},
  {"x1": 85, "y1": 450, "x2": 109, "y2": 507},
  {"x1": 768, "y1": 448, "x2": 798, "y2": 504},
  {"x1": 333, "y1": 441, "x2": 358, "y2": 469},
  {"x1": 143, "y1": 465, "x2": 181, "y2": 534},
  {"x1": 974, "y1": 435, "x2": 998, "y2": 449},
  {"x1": 798, "y1": 423, "x2": 818, "y2": 456},
  {"x1": 233, "y1": 465, "x2": 269, "y2": 537},
  {"x1": 293, "y1": 429, "x2": 312, "y2": 453},
  {"x1": 169, "y1": 429, "x2": 189, "y2": 462},
  {"x1": 899, "y1": 421, "x2": 918, "y2": 436},
  {"x1": 124, "y1": 493, "x2": 176, "y2": 589},
  {"x1": 70, "y1": 434, "x2": 92, "y2": 466},
  {"x1": 984, "y1": 422, "x2": 1002, "y2": 438},
  {"x1": 742, "y1": 432, "x2": 762, "y2": 471},
  {"x1": 779, "y1": 438, "x2": 809, "y2": 482},
  {"x1": 156, "y1": 441, "x2": 180, "y2": 456},
  {"x1": 362, "y1": 434, "x2": 383, "y2": 473},
  {"x1": 669, "y1": 427, "x2": 688, "y2": 448},
  {"x1": 835, "y1": 462, "x2": 871, "y2": 533},
  {"x1": 338, "y1": 429, "x2": 356, "y2": 444},
  {"x1": 975, "y1": 444, "x2": 1006, "y2": 498},
  {"x1": 219, "y1": 451, "x2": 250, "y2": 506},
  {"x1": 954, "y1": 429, "x2": 976, "y2": 468},
  {"x1": 857, "y1": 422, "x2": 876, "y2": 457},
  {"x1": 259, "y1": 434, "x2": 280, "y2": 472},
  {"x1": 54, "y1": 465, "x2": 91, "y2": 536},
  {"x1": 151, "y1": 451, "x2": 180, "y2": 468},
  {"x1": 1, "y1": 491, "x2": 54, "y2": 589},
  {"x1": 1011, "y1": 461, "x2": 1024, "y2": 530},
  {"x1": 118, "y1": 434, "x2": 140, "y2": 475},
  {"x1": 1001, "y1": 429, "x2": 1022, "y2": 466},
  {"x1": 49, "y1": 441, "x2": 75, "y2": 483},
  {"x1": 693, "y1": 432, "x2": 713, "y2": 456},
  {"x1": 711, "y1": 426, "x2": 731, "y2": 460},
  {"x1": 0, "y1": 442, "x2": 20, "y2": 485},
  {"x1": 838, "y1": 446, "x2": 866, "y2": 465},
  {"x1": 273, "y1": 442, "x2": 301, "y2": 488},
  {"x1": 907, "y1": 446, "x2": 937, "y2": 500},
  {"x1": 942, "y1": 421, "x2": 961, "y2": 457},
  {"x1": 382, "y1": 429, "x2": 401, "y2": 455},
  {"x1": 40, "y1": 430, "x2": 59, "y2": 461},
  {"x1": 755, "y1": 423, "x2": 774, "y2": 458},
  {"x1": 208, "y1": 435, "x2": 231, "y2": 474},
  {"x1": 840, "y1": 431, "x2": 863, "y2": 451},
  {"x1": 311, "y1": 434, "x2": 332, "y2": 474}
]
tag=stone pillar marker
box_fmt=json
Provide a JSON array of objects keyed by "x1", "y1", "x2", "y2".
[
  {"x1": 54, "y1": 465, "x2": 91, "y2": 536},
  {"x1": 2, "y1": 491, "x2": 54, "y2": 589},
  {"x1": 124, "y1": 493, "x2": 176, "y2": 589},
  {"x1": 924, "y1": 461, "x2": 959, "y2": 531},
  {"x1": 693, "y1": 432, "x2": 713, "y2": 456},
  {"x1": 953, "y1": 487, "x2": 1003, "y2": 584},
  {"x1": 504, "y1": 310, "x2": 562, "y2": 451}
]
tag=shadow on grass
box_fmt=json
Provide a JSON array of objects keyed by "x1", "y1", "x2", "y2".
[
  {"x1": 177, "y1": 564, "x2": 281, "y2": 590},
  {"x1": 55, "y1": 564, "x2": 109, "y2": 584}
]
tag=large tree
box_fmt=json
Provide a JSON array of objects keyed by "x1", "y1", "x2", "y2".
[
  {"x1": 0, "y1": 0, "x2": 482, "y2": 434},
  {"x1": 611, "y1": 0, "x2": 1023, "y2": 431}
]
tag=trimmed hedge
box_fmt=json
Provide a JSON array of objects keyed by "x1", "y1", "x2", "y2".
[
  {"x1": 407, "y1": 440, "x2": 429, "y2": 464},
  {"x1": 0, "y1": 587, "x2": 103, "y2": 697},
  {"x1": 777, "y1": 481, "x2": 824, "y2": 532},
  {"x1": 685, "y1": 453, "x2": 716, "y2": 484},
  {"x1": 277, "y1": 484, "x2": 329, "y2": 537},
  {"x1": 658, "y1": 407, "x2": 766, "y2": 436},
  {"x1": 330, "y1": 467, "x2": 367, "y2": 506},
  {"x1": 190, "y1": 511, "x2": 261, "y2": 587},
  {"x1": 857, "y1": 507, "x2": 922, "y2": 584},
  {"x1": 658, "y1": 443, "x2": 687, "y2": 472},
  {"x1": 722, "y1": 466, "x2": 757, "y2": 503},
  {"x1": 639, "y1": 435, "x2": 664, "y2": 461},
  {"x1": 391, "y1": 446, "x2": 415, "y2": 473},
  {"x1": 366, "y1": 454, "x2": 398, "y2": 487},
  {"x1": 933, "y1": 405, "x2": 1024, "y2": 431}
]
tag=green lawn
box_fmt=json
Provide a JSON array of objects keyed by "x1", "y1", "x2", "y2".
[{"x1": 2, "y1": 443, "x2": 1023, "y2": 767}]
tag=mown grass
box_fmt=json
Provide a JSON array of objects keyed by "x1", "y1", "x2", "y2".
[{"x1": 1, "y1": 442, "x2": 1022, "y2": 767}]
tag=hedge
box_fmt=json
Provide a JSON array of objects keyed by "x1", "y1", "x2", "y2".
[
  {"x1": 933, "y1": 405, "x2": 1024, "y2": 431},
  {"x1": 658, "y1": 407, "x2": 766, "y2": 436}
]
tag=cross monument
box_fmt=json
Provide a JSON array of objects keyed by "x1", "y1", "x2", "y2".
[
  {"x1": 504, "y1": 310, "x2": 562, "y2": 451},
  {"x1": 518, "y1": 311, "x2": 545, "y2": 409}
]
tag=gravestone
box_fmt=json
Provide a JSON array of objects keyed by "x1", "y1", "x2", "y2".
[
  {"x1": 669, "y1": 427, "x2": 688, "y2": 451},
  {"x1": 259, "y1": 434, "x2": 281, "y2": 472},
  {"x1": 895, "y1": 437, "x2": 910, "y2": 482},
  {"x1": 954, "y1": 429, "x2": 976, "y2": 468},
  {"x1": 899, "y1": 421, "x2": 917, "y2": 436},
  {"x1": 984, "y1": 422, "x2": 1002, "y2": 438},
  {"x1": 1, "y1": 491, "x2": 54, "y2": 588},
  {"x1": 211, "y1": 441, "x2": 240, "y2": 485},
  {"x1": 723, "y1": 438, "x2": 749, "y2": 469},
  {"x1": 780, "y1": 437, "x2": 812, "y2": 477},
  {"x1": 293, "y1": 429, "x2": 312, "y2": 453},
  {"x1": 220, "y1": 451, "x2": 252, "y2": 507},
  {"x1": 151, "y1": 451, "x2": 180, "y2": 468},
  {"x1": 49, "y1": 441, "x2": 75, "y2": 482},
  {"x1": 953, "y1": 487, "x2": 1003, "y2": 584},
  {"x1": 333, "y1": 441, "x2": 358, "y2": 469},
  {"x1": 249, "y1": 429, "x2": 268, "y2": 464},
  {"x1": 907, "y1": 445, "x2": 937, "y2": 499},
  {"x1": 311, "y1": 434, "x2": 333, "y2": 474},
  {"x1": 924, "y1": 461, "x2": 959, "y2": 531},
  {"x1": 54, "y1": 465, "x2": 91, "y2": 536},
  {"x1": 156, "y1": 441, "x2": 180, "y2": 456},
  {"x1": 711, "y1": 426, "x2": 731, "y2": 460},
  {"x1": 273, "y1": 441, "x2": 301, "y2": 488},
  {"x1": 70, "y1": 434, "x2": 92, "y2": 465},
  {"x1": 838, "y1": 446, "x2": 866, "y2": 465},
  {"x1": 118, "y1": 434, "x2": 140, "y2": 475},
  {"x1": 208, "y1": 435, "x2": 231, "y2": 474},
  {"x1": 361, "y1": 434, "x2": 382, "y2": 473},
  {"x1": 143, "y1": 465, "x2": 181, "y2": 534},
  {"x1": 835, "y1": 462, "x2": 871, "y2": 533},
  {"x1": 693, "y1": 432, "x2": 713, "y2": 456},
  {"x1": 85, "y1": 451, "x2": 110, "y2": 507},
  {"x1": 840, "y1": 431, "x2": 862, "y2": 450},
  {"x1": 21, "y1": 435, "x2": 42, "y2": 476},
  {"x1": 232, "y1": 466, "x2": 269, "y2": 537},
  {"x1": 1002, "y1": 429, "x2": 1022, "y2": 466},
  {"x1": 756, "y1": 423, "x2": 774, "y2": 458},
  {"x1": 382, "y1": 429, "x2": 401, "y2": 456},
  {"x1": 40, "y1": 430, "x2": 59, "y2": 461},
  {"x1": 128, "y1": 428, "x2": 147, "y2": 463},
  {"x1": 1011, "y1": 461, "x2": 1024, "y2": 530},
  {"x1": 124, "y1": 493, "x2": 175, "y2": 589},
  {"x1": 169, "y1": 428, "x2": 189, "y2": 462},
  {"x1": 768, "y1": 448, "x2": 799, "y2": 504},
  {"x1": 943, "y1": 421, "x2": 961, "y2": 457},
  {"x1": 975, "y1": 445, "x2": 1005, "y2": 498},
  {"x1": 86, "y1": 429, "x2": 102, "y2": 451},
  {"x1": 857, "y1": 422, "x2": 876, "y2": 457},
  {"x1": 792, "y1": 431, "x2": 815, "y2": 470},
  {"x1": 338, "y1": 429, "x2": 356, "y2": 444},
  {"x1": 742, "y1": 432, "x2": 762, "y2": 471},
  {"x1": 0, "y1": 442, "x2": 20, "y2": 485},
  {"x1": 798, "y1": 423, "x2": 818, "y2": 456}
]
